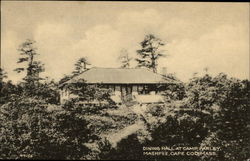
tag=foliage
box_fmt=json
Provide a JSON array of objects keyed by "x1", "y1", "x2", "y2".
[
  {"x1": 136, "y1": 34, "x2": 166, "y2": 73},
  {"x1": 95, "y1": 138, "x2": 113, "y2": 159},
  {"x1": 0, "y1": 68, "x2": 7, "y2": 83},
  {"x1": 106, "y1": 73, "x2": 249, "y2": 161},
  {"x1": 145, "y1": 104, "x2": 166, "y2": 117},
  {"x1": 72, "y1": 57, "x2": 90, "y2": 76},
  {"x1": 0, "y1": 86, "x2": 98, "y2": 159},
  {"x1": 180, "y1": 73, "x2": 249, "y2": 161},
  {"x1": 149, "y1": 109, "x2": 209, "y2": 146},
  {"x1": 0, "y1": 96, "x2": 55, "y2": 159},
  {"x1": 100, "y1": 133, "x2": 144, "y2": 160},
  {"x1": 0, "y1": 68, "x2": 9, "y2": 104},
  {"x1": 162, "y1": 82, "x2": 186, "y2": 101},
  {"x1": 99, "y1": 109, "x2": 138, "y2": 133},
  {"x1": 58, "y1": 74, "x2": 72, "y2": 84},
  {"x1": 14, "y1": 39, "x2": 44, "y2": 84},
  {"x1": 195, "y1": 74, "x2": 250, "y2": 161},
  {"x1": 17, "y1": 81, "x2": 60, "y2": 105},
  {"x1": 0, "y1": 81, "x2": 20, "y2": 105},
  {"x1": 186, "y1": 74, "x2": 218, "y2": 110},
  {"x1": 1, "y1": 51, "x2": 249, "y2": 161},
  {"x1": 51, "y1": 101, "x2": 100, "y2": 160},
  {"x1": 65, "y1": 79, "x2": 115, "y2": 104}
]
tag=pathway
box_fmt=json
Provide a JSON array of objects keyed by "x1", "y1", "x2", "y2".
[
  {"x1": 105, "y1": 103, "x2": 148, "y2": 147},
  {"x1": 106, "y1": 119, "x2": 145, "y2": 147}
]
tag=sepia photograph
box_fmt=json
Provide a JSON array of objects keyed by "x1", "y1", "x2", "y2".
[{"x1": 0, "y1": 1, "x2": 249, "y2": 160}]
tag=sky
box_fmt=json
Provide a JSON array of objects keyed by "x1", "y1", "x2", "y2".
[{"x1": 1, "y1": 2, "x2": 249, "y2": 83}]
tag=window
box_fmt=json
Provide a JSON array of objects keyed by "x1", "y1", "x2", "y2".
[
  {"x1": 138, "y1": 85, "x2": 144, "y2": 94},
  {"x1": 138, "y1": 85, "x2": 150, "y2": 95},
  {"x1": 144, "y1": 85, "x2": 150, "y2": 94}
]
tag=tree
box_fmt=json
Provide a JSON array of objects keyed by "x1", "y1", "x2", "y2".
[
  {"x1": 0, "y1": 68, "x2": 7, "y2": 92},
  {"x1": 14, "y1": 39, "x2": 44, "y2": 84},
  {"x1": 0, "y1": 84, "x2": 93, "y2": 159},
  {"x1": 118, "y1": 49, "x2": 132, "y2": 68},
  {"x1": 73, "y1": 57, "x2": 90, "y2": 76},
  {"x1": 0, "y1": 94, "x2": 56, "y2": 159},
  {"x1": 206, "y1": 76, "x2": 249, "y2": 161},
  {"x1": 51, "y1": 102, "x2": 99, "y2": 159},
  {"x1": 101, "y1": 134, "x2": 144, "y2": 160},
  {"x1": 0, "y1": 68, "x2": 7, "y2": 83},
  {"x1": 185, "y1": 73, "x2": 250, "y2": 161},
  {"x1": 65, "y1": 79, "x2": 114, "y2": 105},
  {"x1": 0, "y1": 81, "x2": 18, "y2": 105},
  {"x1": 0, "y1": 69, "x2": 19, "y2": 105},
  {"x1": 59, "y1": 74, "x2": 72, "y2": 85},
  {"x1": 136, "y1": 34, "x2": 166, "y2": 73}
]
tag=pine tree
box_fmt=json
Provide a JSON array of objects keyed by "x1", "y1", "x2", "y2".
[
  {"x1": 118, "y1": 49, "x2": 132, "y2": 68},
  {"x1": 72, "y1": 57, "x2": 90, "y2": 75},
  {"x1": 14, "y1": 39, "x2": 44, "y2": 84},
  {"x1": 136, "y1": 34, "x2": 166, "y2": 73}
]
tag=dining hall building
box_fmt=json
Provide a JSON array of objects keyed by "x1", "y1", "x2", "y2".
[{"x1": 59, "y1": 67, "x2": 176, "y2": 104}]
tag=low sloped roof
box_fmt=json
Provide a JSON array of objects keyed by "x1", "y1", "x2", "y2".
[{"x1": 64, "y1": 67, "x2": 175, "y2": 84}]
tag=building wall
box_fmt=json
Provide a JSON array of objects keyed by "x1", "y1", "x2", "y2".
[
  {"x1": 132, "y1": 85, "x2": 138, "y2": 96},
  {"x1": 60, "y1": 83, "x2": 166, "y2": 104},
  {"x1": 60, "y1": 88, "x2": 77, "y2": 104},
  {"x1": 111, "y1": 84, "x2": 158, "y2": 96}
]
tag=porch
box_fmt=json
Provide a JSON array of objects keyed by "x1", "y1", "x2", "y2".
[{"x1": 108, "y1": 84, "x2": 166, "y2": 104}]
